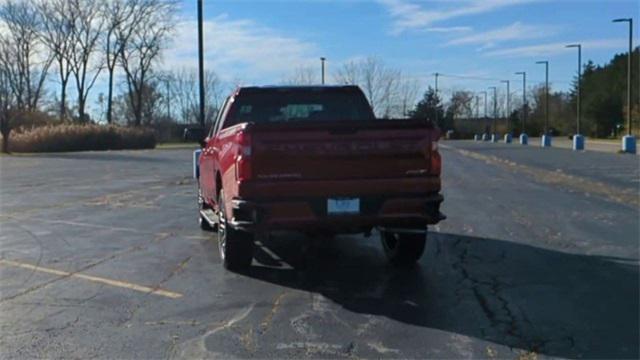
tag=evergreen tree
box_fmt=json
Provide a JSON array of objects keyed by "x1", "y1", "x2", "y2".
[{"x1": 410, "y1": 87, "x2": 450, "y2": 129}]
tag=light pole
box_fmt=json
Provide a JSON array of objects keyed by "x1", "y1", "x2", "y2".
[
  {"x1": 515, "y1": 71, "x2": 528, "y2": 144},
  {"x1": 320, "y1": 57, "x2": 326, "y2": 85},
  {"x1": 613, "y1": 18, "x2": 636, "y2": 153},
  {"x1": 501, "y1": 80, "x2": 512, "y2": 143},
  {"x1": 488, "y1": 86, "x2": 498, "y2": 142},
  {"x1": 480, "y1": 90, "x2": 488, "y2": 140},
  {"x1": 434, "y1": 72, "x2": 439, "y2": 125},
  {"x1": 197, "y1": 0, "x2": 205, "y2": 128},
  {"x1": 566, "y1": 44, "x2": 584, "y2": 150},
  {"x1": 473, "y1": 94, "x2": 481, "y2": 140},
  {"x1": 536, "y1": 60, "x2": 551, "y2": 147}
]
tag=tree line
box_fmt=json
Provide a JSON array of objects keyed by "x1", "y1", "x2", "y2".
[
  {"x1": 0, "y1": 0, "x2": 178, "y2": 152},
  {"x1": 411, "y1": 48, "x2": 639, "y2": 138}
]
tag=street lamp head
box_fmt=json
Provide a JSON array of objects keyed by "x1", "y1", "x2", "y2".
[
  {"x1": 515, "y1": 72, "x2": 525, "y2": 75},
  {"x1": 535, "y1": 61, "x2": 548, "y2": 65},
  {"x1": 566, "y1": 44, "x2": 580, "y2": 48},
  {"x1": 612, "y1": 18, "x2": 631, "y2": 23},
  {"x1": 320, "y1": 57, "x2": 326, "y2": 61}
]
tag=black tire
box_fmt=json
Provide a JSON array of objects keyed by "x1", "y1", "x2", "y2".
[
  {"x1": 217, "y1": 190, "x2": 254, "y2": 270},
  {"x1": 198, "y1": 186, "x2": 214, "y2": 231},
  {"x1": 380, "y1": 229, "x2": 427, "y2": 266}
]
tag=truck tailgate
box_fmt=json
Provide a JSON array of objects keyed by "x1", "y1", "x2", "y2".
[{"x1": 248, "y1": 120, "x2": 438, "y2": 182}]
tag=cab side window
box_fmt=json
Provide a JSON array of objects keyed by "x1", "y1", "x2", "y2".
[
  {"x1": 213, "y1": 96, "x2": 234, "y2": 135},
  {"x1": 208, "y1": 97, "x2": 229, "y2": 138}
]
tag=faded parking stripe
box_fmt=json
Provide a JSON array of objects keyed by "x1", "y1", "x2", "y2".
[{"x1": 0, "y1": 259, "x2": 183, "y2": 299}]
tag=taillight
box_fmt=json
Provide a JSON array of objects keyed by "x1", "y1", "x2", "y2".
[
  {"x1": 235, "y1": 132, "x2": 252, "y2": 181},
  {"x1": 430, "y1": 139, "x2": 441, "y2": 175}
]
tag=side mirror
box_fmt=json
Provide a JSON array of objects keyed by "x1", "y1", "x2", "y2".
[{"x1": 184, "y1": 127, "x2": 206, "y2": 147}]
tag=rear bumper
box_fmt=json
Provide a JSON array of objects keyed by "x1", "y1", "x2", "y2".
[{"x1": 228, "y1": 193, "x2": 445, "y2": 233}]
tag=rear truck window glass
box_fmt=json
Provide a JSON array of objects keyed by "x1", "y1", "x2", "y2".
[{"x1": 224, "y1": 89, "x2": 376, "y2": 127}]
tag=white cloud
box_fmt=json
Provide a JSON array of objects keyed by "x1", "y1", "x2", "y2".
[
  {"x1": 378, "y1": 0, "x2": 541, "y2": 34},
  {"x1": 163, "y1": 14, "x2": 318, "y2": 83},
  {"x1": 447, "y1": 22, "x2": 559, "y2": 49},
  {"x1": 483, "y1": 39, "x2": 627, "y2": 58},
  {"x1": 422, "y1": 26, "x2": 473, "y2": 33}
]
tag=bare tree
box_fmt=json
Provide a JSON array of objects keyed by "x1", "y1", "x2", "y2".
[
  {"x1": 66, "y1": 0, "x2": 105, "y2": 122},
  {"x1": 0, "y1": 0, "x2": 52, "y2": 152},
  {"x1": 448, "y1": 90, "x2": 474, "y2": 119},
  {"x1": 0, "y1": 0, "x2": 52, "y2": 112},
  {"x1": 38, "y1": 0, "x2": 74, "y2": 122},
  {"x1": 102, "y1": 0, "x2": 150, "y2": 124},
  {"x1": 397, "y1": 76, "x2": 420, "y2": 117},
  {"x1": 120, "y1": 0, "x2": 175, "y2": 126},
  {"x1": 0, "y1": 57, "x2": 15, "y2": 153},
  {"x1": 334, "y1": 57, "x2": 400, "y2": 117},
  {"x1": 166, "y1": 67, "x2": 224, "y2": 124},
  {"x1": 282, "y1": 65, "x2": 317, "y2": 85}
]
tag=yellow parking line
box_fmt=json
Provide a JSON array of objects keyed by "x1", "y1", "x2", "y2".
[{"x1": 0, "y1": 259, "x2": 183, "y2": 299}]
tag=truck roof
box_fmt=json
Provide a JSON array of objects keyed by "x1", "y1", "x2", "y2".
[{"x1": 237, "y1": 85, "x2": 363, "y2": 94}]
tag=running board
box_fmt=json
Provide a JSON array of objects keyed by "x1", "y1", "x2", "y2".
[{"x1": 200, "y1": 209, "x2": 219, "y2": 227}]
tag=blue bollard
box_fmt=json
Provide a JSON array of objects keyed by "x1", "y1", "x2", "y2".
[
  {"x1": 193, "y1": 149, "x2": 202, "y2": 179},
  {"x1": 573, "y1": 134, "x2": 585, "y2": 151},
  {"x1": 541, "y1": 134, "x2": 552, "y2": 147},
  {"x1": 622, "y1": 135, "x2": 637, "y2": 154},
  {"x1": 474, "y1": 134, "x2": 480, "y2": 141},
  {"x1": 490, "y1": 134, "x2": 498, "y2": 143},
  {"x1": 482, "y1": 133, "x2": 489, "y2": 141},
  {"x1": 519, "y1": 133, "x2": 528, "y2": 145},
  {"x1": 504, "y1": 133, "x2": 512, "y2": 144}
]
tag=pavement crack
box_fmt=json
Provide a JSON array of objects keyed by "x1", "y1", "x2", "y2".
[{"x1": 259, "y1": 291, "x2": 288, "y2": 335}]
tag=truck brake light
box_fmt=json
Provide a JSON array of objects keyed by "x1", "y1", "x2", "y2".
[
  {"x1": 236, "y1": 132, "x2": 252, "y2": 181},
  {"x1": 430, "y1": 140, "x2": 441, "y2": 175}
]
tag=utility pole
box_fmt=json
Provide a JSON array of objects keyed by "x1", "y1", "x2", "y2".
[
  {"x1": 197, "y1": 0, "x2": 205, "y2": 127},
  {"x1": 613, "y1": 17, "x2": 636, "y2": 153},
  {"x1": 320, "y1": 57, "x2": 326, "y2": 85}
]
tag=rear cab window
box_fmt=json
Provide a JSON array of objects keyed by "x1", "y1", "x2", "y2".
[{"x1": 221, "y1": 87, "x2": 376, "y2": 129}]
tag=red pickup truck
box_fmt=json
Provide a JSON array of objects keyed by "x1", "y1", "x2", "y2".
[{"x1": 186, "y1": 85, "x2": 444, "y2": 269}]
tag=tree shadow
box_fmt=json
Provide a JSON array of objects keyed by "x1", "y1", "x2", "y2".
[{"x1": 242, "y1": 231, "x2": 639, "y2": 359}]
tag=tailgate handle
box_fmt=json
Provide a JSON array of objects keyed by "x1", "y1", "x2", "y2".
[{"x1": 329, "y1": 128, "x2": 358, "y2": 135}]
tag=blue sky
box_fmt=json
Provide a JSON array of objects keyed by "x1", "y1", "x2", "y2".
[{"x1": 164, "y1": 0, "x2": 639, "y2": 98}]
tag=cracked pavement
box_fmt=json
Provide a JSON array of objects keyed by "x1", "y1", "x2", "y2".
[{"x1": 0, "y1": 143, "x2": 638, "y2": 359}]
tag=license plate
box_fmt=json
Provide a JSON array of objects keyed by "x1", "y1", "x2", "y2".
[{"x1": 327, "y1": 198, "x2": 360, "y2": 214}]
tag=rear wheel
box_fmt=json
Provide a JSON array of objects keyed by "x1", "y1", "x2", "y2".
[
  {"x1": 217, "y1": 190, "x2": 254, "y2": 270},
  {"x1": 380, "y1": 229, "x2": 427, "y2": 266}
]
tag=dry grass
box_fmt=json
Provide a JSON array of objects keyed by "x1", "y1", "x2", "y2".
[{"x1": 2, "y1": 124, "x2": 156, "y2": 153}]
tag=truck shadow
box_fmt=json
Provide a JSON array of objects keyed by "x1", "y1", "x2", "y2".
[{"x1": 245, "y1": 231, "x2": 639, "y2": 359}]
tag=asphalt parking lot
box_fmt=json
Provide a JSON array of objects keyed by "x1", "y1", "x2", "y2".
[{"x1": 0, "y1": 141, "x2": 638, "y2": 359}]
